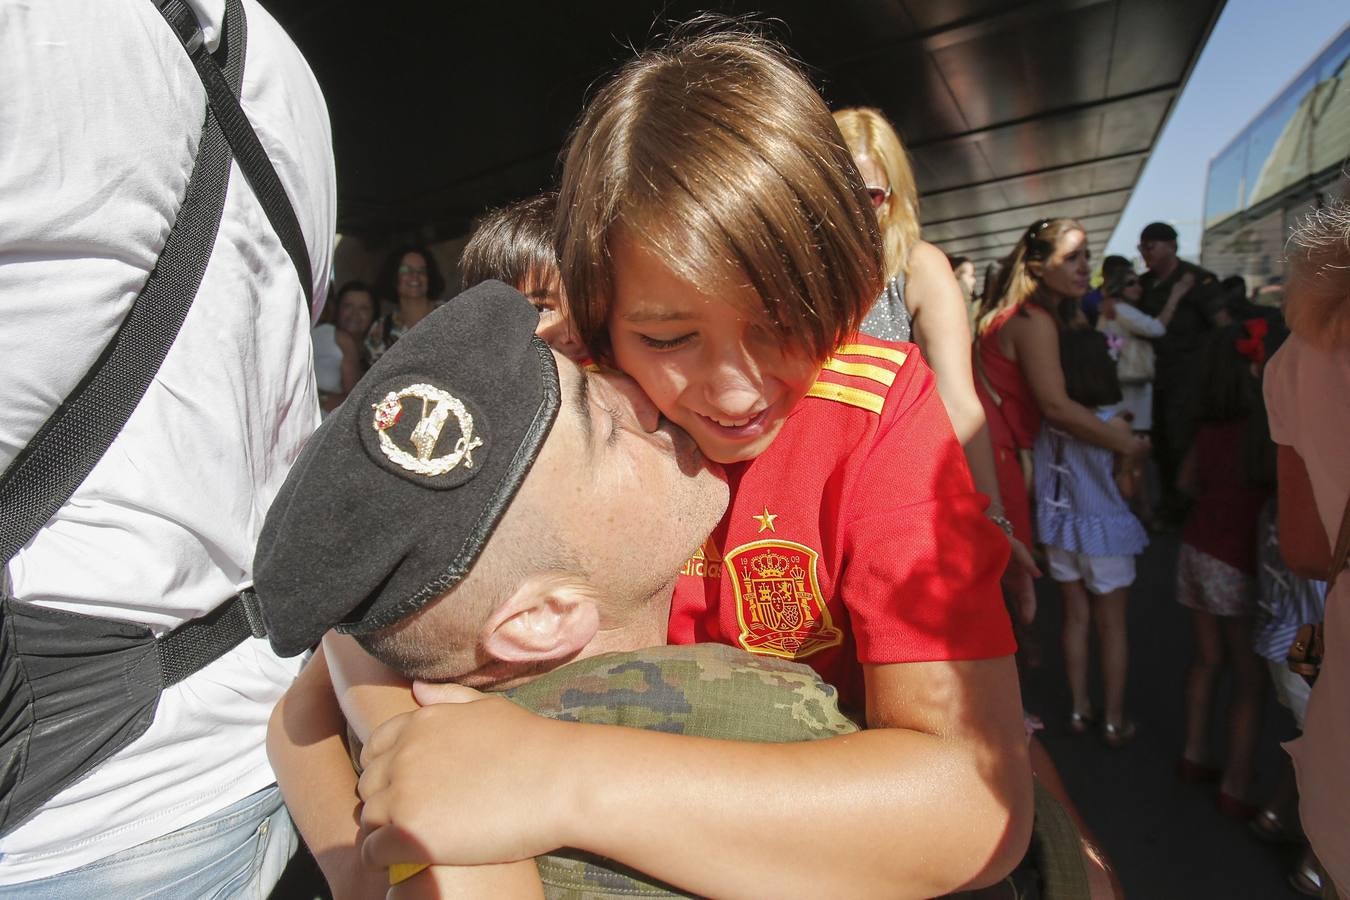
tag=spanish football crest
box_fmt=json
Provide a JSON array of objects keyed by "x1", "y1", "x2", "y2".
[{"x1": 726, "y1": 539, "x2": 841, "y2": 660}]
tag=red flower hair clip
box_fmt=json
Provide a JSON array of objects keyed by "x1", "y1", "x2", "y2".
[{"x1": 1235, "y1": 318, "x2": 1268, "y2": 365}]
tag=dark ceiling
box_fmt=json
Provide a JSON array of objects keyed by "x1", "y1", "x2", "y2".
[{"x1": 267, "y1": 0, "x2": 1225, "y2": 273}]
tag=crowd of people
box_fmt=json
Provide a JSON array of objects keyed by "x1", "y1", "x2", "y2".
[{"x1": 3, "y1": 3, "x2": 1346, "y2": 899}]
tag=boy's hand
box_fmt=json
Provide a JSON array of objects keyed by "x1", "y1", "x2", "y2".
[{"x1": 357, "y1": 690, "x2": 575, "y2": 871}]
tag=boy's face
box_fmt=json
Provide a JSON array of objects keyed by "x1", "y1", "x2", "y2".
[
  {"x1": 605, "y1": 231, "x2": 820, "y2": 465},
  {"x1": 520, "y1": 268, "x2": 587, "y2": 364}
]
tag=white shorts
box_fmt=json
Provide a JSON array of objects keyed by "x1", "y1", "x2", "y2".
[
  {"x1": 1267, "y1": 658, "x2": 1312, "y2": 731},
  {"x1": 1045, "y1": 545, "x2": 1136, "y2": 595}
]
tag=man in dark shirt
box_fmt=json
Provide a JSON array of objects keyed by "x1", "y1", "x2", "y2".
[{"x1": 1135, "y1": 221, "x2": 1220, "y2": 525}]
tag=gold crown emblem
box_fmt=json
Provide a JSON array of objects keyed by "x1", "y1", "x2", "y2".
[{"x1": 750, "y1": 551, "x2": 792, "y2": 578}]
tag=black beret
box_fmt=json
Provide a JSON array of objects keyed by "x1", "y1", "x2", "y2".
[
  {"x1": 1139, "y1": 221, "x2": 1178, "y2": 243},
  {"x1": 254, "y1": 280, "x2": 561, "y2": 656}
]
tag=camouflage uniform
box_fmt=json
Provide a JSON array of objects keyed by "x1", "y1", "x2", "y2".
[
  {"x1": 504, "y1": 643, "x2": 857, "y2": 898},
  {"x1": 503, "y1": 644, "x2": 1090, "y2": 900}
]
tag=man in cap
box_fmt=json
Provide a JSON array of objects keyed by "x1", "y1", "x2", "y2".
[
  {"x1": 1135, "y1": 221, "x2": 1220, "y2": 525},
  {"x1": 258, "y1": 279, "x2": 866, "y2": 896}
]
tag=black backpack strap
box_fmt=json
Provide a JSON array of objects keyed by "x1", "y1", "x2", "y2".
[
  {"x1": 157, "y1": 588, "x2": 268, "y2": 687},
  {"x1": 1, "y1": 0, "x2": 316, "y2": 674},
  {"x1": 156, "y1": 0, "x2": 313, "y2": 312}
]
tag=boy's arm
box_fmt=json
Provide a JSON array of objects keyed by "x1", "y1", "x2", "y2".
[
  {"x1": 266, "y1": 646, "x2": 388, "y2": 899},
  {"x1": 324, "y1": 632, "x2": 422, "y2": 741},
  {"x1": 390, "y1": 864, "x2": 546, "y2": 900},
  {"x1": 359, "y1": 654, "x2": 1032, "y2": 899},
  {"x1": 317, "y1": 633, "x2": 546, "y2": 897}
]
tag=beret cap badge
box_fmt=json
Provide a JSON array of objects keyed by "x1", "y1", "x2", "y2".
[{"x1": 367, "y1": 381, "x2": 486, "y2": 485}]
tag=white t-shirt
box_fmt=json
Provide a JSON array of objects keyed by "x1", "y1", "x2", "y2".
[
  {"x1": 1264, "y1": 333, "x2": 1350, "y2": 893},
  {"x1": 0, "y1": 0, "x2": 335, "y2": 880},
  {"x1": 312, "y1": 323, "x2": 345, "y2": 394}
]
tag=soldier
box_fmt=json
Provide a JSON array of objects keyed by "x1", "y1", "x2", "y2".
[
  {"x1": 260, "y1": 278, "x2": 729, "y2": 895},
  {"x1": 1135, "y1": 221, "x2": 1221, "y2": 525}
]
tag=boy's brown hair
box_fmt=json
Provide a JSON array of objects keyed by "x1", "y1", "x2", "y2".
[
  {"x1": 460, "y1": 192, "x2": 558, "y2": 292},
  {"x1": 556, "y1": 25, "x2": 883, "y2": 363}
]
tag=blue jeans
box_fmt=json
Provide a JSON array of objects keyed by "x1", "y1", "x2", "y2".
[{"x1": 1, "y1": 784, "x2": 297, "y2": 899}]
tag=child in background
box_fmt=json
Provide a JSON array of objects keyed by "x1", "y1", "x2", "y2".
[
  {"x1": 458, "y1": 192, "x2": 589, "y2": 364},
  {"x1": 1174, "y1": 320, "x2": 1273, "y2": 819},
  {"x1": 1251, "y1": 499, "x2": 1327, "y2": 842},
  {"x1": 1033, "y1": 330, "x2": 1148, "y2": 746}
]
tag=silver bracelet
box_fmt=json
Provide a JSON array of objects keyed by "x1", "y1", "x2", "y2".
[{"x1": 988, "y1": 513, "x2": 1015, "y2": 538}]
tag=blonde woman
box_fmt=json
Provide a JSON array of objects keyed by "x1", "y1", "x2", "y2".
[{"x1": 834, "y1": 106, "x2": 1038, "y2": 611}]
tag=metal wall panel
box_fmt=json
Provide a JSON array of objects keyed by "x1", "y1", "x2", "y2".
[{"x1": 268, "y1": 0, "x2": 1224, "y2": 258}]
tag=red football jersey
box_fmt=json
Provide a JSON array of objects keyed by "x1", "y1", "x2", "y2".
[{"x1": 668, "y1": 336, "x2": 1016, "y2": 711}]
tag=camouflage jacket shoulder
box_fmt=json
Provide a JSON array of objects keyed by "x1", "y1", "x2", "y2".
[
  {"x1": 502, "y1": 643, "x2": 858, "y2": 898},
  {"x1": 504, "y1": 642, "x2": 859, "y2": 741}
]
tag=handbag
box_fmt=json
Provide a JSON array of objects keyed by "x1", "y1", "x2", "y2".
[
  {"x1": 1116, "y1": 336, "x2": 1155, "y2": 384},
  {"x1": 1287, "y1": 494, "x2": 1350, "y2": 685}
]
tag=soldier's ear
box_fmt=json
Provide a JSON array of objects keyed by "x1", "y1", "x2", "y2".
[{"x1": 480, "y1": 574, "x2": 600, "y2": 664}]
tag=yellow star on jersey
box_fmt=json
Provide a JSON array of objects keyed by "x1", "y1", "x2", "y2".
[{"x1": 752, "y1": 506, "x2": 778, "y2": 533}]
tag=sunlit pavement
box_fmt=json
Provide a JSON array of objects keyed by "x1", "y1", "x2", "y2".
[{"x1": 1022, "y1": 531, "x2": 1304, "y2": 898}]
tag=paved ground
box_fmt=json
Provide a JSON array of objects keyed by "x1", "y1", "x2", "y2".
[{"x1": 1021, "y1": 531, "x2": 1307, "y2": 899}]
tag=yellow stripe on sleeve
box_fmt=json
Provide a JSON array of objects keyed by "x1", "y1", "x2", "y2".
[
  {"x1": 821, "y1": 357, "x2": 896, "y2": 387},
  {"x1": 834, "y1": 343, "x2": 909, "y2": 367},
  {"x1": 390, "y1": 863, "x2": 429, "y2": 885},
  {"x1": 805, "y1": 382, "x2": 885, "y2": 414}
]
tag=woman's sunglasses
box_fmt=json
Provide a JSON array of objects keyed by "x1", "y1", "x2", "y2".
[{"x1": 865, "y1": 186, "x2": 892, "y2": 209}]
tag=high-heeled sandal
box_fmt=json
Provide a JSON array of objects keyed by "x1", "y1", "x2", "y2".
[
  {"x1": 1250, "y1": 809, "x2": 1305, "y2": 843},
  {"x1": 1101, "y1": 720, "x2": 1136, "y2": 748},
  {"x1": 1290, "y1": 850, "x2": 1326, "y2": 897},
  {"x1": 1067, "y1": 709, "x2": 1096, "y2": 735}
]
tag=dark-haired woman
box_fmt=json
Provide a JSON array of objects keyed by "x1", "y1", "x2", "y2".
[
  {"x1": 1174, "y1": 324, "x2": 1274, "y2": 819},
  {"x1": 974, "y1": 218, "x2": 1150, "y2": 548},
  {"x1": 365, "y1": 245, "x2": 445, "y2": 364},
  {"x1": 312, "y1": 280, "x2": 376, "y2": 413},
  {"x1": 1097, "y1": 266, "x2": 1190, "y2": 432}
]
